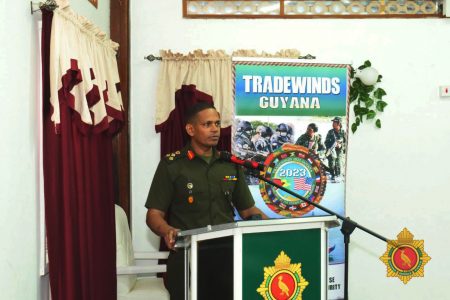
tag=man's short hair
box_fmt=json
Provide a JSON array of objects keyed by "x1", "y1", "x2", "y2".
[
  {"x1": 184, "y1": 102, "x2": 217, "y2": 125},
  {"x1": 307, "y1": 123, "x2": 318, "y2": 132}
]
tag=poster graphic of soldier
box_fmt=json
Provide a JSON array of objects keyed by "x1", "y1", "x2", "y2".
[{"x1": 233, "y1": 116, "x2": 347, "y2": 184}]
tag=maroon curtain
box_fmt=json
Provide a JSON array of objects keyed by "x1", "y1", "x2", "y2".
[
  {"x1": 42, "y1": 10, "x2": 118, "y2": 300},
  {"x1": 155, "y1": 84, "x2": 231, "y2": 158}
]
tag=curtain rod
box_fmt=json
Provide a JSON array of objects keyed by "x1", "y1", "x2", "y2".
[
  {"x1": 144, "y1": 54, "x2": 162, "y2": 62},
  {"x1": 31, "y1": 0, "x2": 58, "y2": 14},
  {"x1": 144, "y1": 53, "x2": 316, "y2": 62}
]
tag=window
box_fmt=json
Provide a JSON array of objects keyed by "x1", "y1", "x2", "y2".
[{"x1": 183, "y1": 0, "x2": 443, "y2": 18}]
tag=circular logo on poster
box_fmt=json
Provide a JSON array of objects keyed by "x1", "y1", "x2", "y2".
[{"x1": 260, "y1": 144, "x2": 327, "y2": 217}]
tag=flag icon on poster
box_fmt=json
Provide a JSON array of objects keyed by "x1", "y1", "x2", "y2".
[{"x1": 294, "y1": 177, "x2": 313, "y2": 191}]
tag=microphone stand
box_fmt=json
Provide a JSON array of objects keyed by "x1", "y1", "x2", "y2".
[{"x1": 246, "y1": 168, "x2": 393, "y2": 300}]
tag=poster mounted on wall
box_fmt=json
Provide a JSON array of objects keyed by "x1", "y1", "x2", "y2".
[{"x1": 232, "y1": 57, "x2": 350, "y2": 300}]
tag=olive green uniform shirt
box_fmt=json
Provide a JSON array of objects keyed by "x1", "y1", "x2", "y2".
[
  {"x1": 295, "y1": 133, "x2": 324, "y2": 154},
  {"x1": 145, "y1": 145, "x2": 255, "y2": 230}
]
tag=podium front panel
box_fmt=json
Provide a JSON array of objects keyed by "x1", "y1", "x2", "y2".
[
  {"x1": 186, "y1": 217, "x2": 336, "y2": 300},
  {"x1": 243, "y1": 228, "x2": 322, "y2": 299}
]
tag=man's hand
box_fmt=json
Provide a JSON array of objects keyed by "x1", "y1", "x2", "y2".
[
  {"x1": 146, "y1": 208, "x2": 180, "y2": 250},
  {"x1": 163, "y1": 226, "x2": 179, "y2": 250},
  {"x1": 238, "y1": 206, "x2": 269, "y2": 220}
]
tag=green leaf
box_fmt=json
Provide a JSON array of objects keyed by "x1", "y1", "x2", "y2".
[
  {"x1": 351, "y1": 123, "x2": 358, "y2": 133},
  {"x1": 374, "y1": 88, "x2": 387, "y2": 99},
  {"x1": 367, "y1": 110, "x2": 376, "y2": 119},
  {"x1": 365, "y1": 98, "x2": 374, "y2": 108},
  {"x1": 364, "y1": 60, "x2": 372, "y2": 67},
  {"x1": 352, "y1": 78, "x2": 362, "y2": 89},
  {"x1": 363, "y1": 85, "x2": 375, "y2": 93},
  {"x1": 350, "y1": 66, "x2": 356, "y2": 78},
  {"x1": 375, "y1": 119, "x2": 381, "y2": 128},
  {"x1": 359, "y1": 93, "x2": 370, "y2": 102},
  {"x1": 355, "y1": 116, "x2": 360, "y2": 125},
  {"x1": 349, "y1": 89, "x2": 358, "y2": 102},
  {"x1": 353, "y1": 104, "x2": 360, "y2": 114},
  {"x1": 359, "y1": 107, "x2": 369, "y2": 115},
  {"x1": 377, "y1": 75, "x2": 383, "y2": 82},
  {"x1": 376, "y1": 100, "x2": 388, "y2": 112}
]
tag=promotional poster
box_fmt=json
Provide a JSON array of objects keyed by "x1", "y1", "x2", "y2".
[{"x1": 232, "y1": 58, "x2": 350, "y2": 299}]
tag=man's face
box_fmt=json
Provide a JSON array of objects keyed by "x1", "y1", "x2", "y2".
[
  {"x1": 186, "y1": 108, "x2": 221, "y2": 149},
  {"x1": 332, "y1": 121, "x2": 341, "y2": 131},
  {"x1": 307, "y1": 127, "x2": 315, "y2": 138}
]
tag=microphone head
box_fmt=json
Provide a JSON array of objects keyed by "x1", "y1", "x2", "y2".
[{"x1": 219, "y1": 151, "x2": 232, "y2": 161}]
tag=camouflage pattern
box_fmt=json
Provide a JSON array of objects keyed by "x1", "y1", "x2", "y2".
[
  {"x1": 254, "y1": 136, "x2": 272, "y2": 153},
  {"x1": 270, "y1": 133, "x2": 290, "y2": 151},
  {"x1": 295, "y1": 133, "x2": 325, "y2": 154},
  {"x1": 234, "y1": 131, "x2": 255, "y2": 159},
  {"x1": 325, "y1": 128, "x2": 346, "y2": 179}
]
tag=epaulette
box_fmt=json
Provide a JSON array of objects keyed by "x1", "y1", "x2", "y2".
[{"x1": 164, "y1": 150, "x2": 183, "y2": 163}]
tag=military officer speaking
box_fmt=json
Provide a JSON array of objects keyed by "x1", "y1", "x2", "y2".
[{"x1": 145, "y1": 102, "x2": 267, "y2": 300}]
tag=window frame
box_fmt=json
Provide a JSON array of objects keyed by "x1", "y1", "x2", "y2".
[{"x1": 182, "y1": 0, "x2": 444, "y2": 19}]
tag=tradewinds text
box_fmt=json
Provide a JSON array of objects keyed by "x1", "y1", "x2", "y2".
[{"x1": 242, "y1": 75, "x2": 341, "y2": 94}]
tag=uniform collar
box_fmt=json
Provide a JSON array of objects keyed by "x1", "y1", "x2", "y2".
[{"x1": 182, "y1": 143, "x2": 220, "y2": 162}]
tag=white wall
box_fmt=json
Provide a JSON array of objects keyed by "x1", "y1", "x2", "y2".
[
  {"x1": 71, "y1": 0, "x2": 110, "y2": 35},
  {"x1": 0, "y1": 1, "x2": 109, "y2": 299},
  {"x1": 131, "y1": 2, "x2": 450, "y2": 299},
  {"x1": 0, "y1": 2, "x2": 41, "y2": 299}
]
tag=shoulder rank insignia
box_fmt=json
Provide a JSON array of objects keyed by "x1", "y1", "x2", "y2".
[
  {"x1": 165, "y1": 151, "x2": 182, "y2": 162},
  {"x1": 257, "y1": 251, "x2": 309, "y2": 300},
  {"x1": 380, "y1": 228, "x2": 431, "y2": 284}
]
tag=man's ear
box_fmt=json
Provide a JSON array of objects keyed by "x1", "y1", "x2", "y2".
[{"x1": 186, "y1": 123, "x2": 194, "y2": 137}]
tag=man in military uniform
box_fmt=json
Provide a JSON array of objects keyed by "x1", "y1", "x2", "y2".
[
  {"x1": 295, "y1": 123, "x2": 325, "y2": 154},
  {"x1": 145, "y1": 102, "x2": 266, "y2": 300},
  {"x1": 286, "y1": 124, "x2": 294, "y2": 144},
  {"x1": 254, "y1": 125, "x2": 273, "y2": 154},
  {"x1": 233, "y1": 120, "x2": 255, "y2": 159},
  {"x1": 271, "y1": 123, "x2": 292, "y2": 151},
  {"x1": 251, "y1": 125, "x2": 265, "y2": 145},
  {"x1": 325, "y1": 117, "x2": 346, "y2": 182}
]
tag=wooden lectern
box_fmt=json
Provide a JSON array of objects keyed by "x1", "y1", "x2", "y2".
[{"x1": 177, "y1": 216, "x2": 339, "y2": 300}]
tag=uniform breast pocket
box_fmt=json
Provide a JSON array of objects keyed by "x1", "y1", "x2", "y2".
[
  {"x1": 173, "y1": 176, "x2": 208, "y2": 210},
  {"x1": 220, "y1": 180, "x2": 237, "y2": 204}
]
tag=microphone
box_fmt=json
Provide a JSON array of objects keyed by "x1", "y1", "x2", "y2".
[{"x1": 219, "y1": 151, "x2": 265, "y2": 171}]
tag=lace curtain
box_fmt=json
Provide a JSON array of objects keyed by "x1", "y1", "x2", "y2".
[{"x1": 154, "y1": 48, "x2": 301, "y2": 129}]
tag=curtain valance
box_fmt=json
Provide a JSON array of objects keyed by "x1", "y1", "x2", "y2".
[
  {"x1": 49, "y1": 8, "x2": 124, "y2": 134},
  {"x1": 154, "y1": 49, "x2": 301, "y2": 129}
]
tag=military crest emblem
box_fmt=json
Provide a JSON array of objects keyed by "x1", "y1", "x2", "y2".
[
  {"x1": 257, "y1": 251, "x2": 309, "y2": 300},
  {"x1": 380, "y1": 228, "x2": 431, "y2": 284}
]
